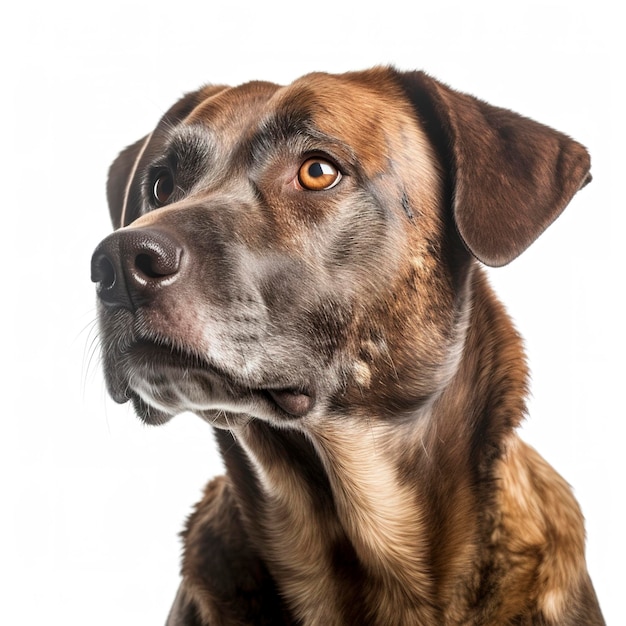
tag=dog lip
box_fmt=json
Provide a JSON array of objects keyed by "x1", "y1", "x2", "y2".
[
  {"x1": 131, "y1": 393, "x2": 174, "y2": 426},
  {"x1": 119, "y1": 339, "x2": 316, "y2": 420},
  {"x1": 107, "y1": 383, "x2": 131, "y2": 406},
  {"x1": 125, "y1": 339, "x2": 218, "y2": 378},
  {"x1": 266, "y1": 388, "x2": 315, "y2": 417}
]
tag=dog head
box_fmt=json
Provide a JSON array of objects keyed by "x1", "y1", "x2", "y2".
[{"x1": 92, "y1": 68, "x2": 590, "y2": 427}]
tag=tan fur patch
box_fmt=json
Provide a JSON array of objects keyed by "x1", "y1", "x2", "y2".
[
  {"x1": 351, "y1": 359, "x2": 372, "y2": 387},
  {"x1": 495, "y1": 436, "x2": 587, "y2": 621},
  {"x1": 236, "y1": 427, "x2": 347, "y2": 625},
  {"x1": 306, "y1": 418, "x2": 438, "y2": 623}
]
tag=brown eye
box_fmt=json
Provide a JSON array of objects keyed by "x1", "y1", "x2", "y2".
[
  {"x1": 298, "y1": 158, "x2": 342, "y2": 191},
  {"x1": 152, "y1": 170, "x2": 175, "y2": 206}
]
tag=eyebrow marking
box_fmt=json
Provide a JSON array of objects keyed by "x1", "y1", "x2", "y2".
[
  {"x1": 245, "y1": 112, "x2": 357, "y2": 176},
  {"x1": 121, "y1": 131, "x2": 153, "y2": 227}
]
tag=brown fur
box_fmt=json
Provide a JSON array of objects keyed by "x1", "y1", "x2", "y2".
[{"x1": 92, "y1": 67, "x2": 603, "y2": 624}]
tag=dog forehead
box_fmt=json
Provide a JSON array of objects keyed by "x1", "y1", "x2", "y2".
[
  {"x1": 282, "y1": 70, "x2": 407, "y2": 123},
  {"x1": 176, "y1": 71, "x2": 413, "y2": 172},
  {"x1": 278, "y1": 71, "x2": 405, "y2": 161},
  {"x1": 182, "y1": 80, "x2": 281, "y2": 135}
]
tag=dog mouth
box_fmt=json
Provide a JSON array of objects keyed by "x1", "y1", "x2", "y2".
[{"x1": 105, "y1": 339, "x2": 316, "y2": 424}]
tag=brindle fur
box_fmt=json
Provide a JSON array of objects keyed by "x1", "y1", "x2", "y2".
[{"x1": 92, "y1": 67, "x2": 604, "y2": 624}]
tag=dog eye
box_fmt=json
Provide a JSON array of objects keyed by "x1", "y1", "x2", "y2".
[
  {"x1": 298, "y1": 158, "x2": 342, "y2": 191},
  {"x1": 152, "y1": 170, "x2": 175, "y2": 206}
]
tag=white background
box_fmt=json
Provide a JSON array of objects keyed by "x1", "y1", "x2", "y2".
[{"x1": 2, "y1": 1, "x2": 623, "y2": 623}]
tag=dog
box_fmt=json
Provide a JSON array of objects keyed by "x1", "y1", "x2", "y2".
[{"x1": 91, "y1": 67, "x2": 604, "y2": 625}]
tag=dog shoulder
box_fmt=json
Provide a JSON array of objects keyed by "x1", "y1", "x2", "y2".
[
  {"x1": 494, "y1": 436, "x2": 604, "y2": 624},
  {"x1": 169, "y1": 476, "x2": 293, "y2": 625}
]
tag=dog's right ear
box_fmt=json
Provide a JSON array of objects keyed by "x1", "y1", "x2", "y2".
[{"x1": 106, "y1": 85, "x2": 228, "y2": 229}]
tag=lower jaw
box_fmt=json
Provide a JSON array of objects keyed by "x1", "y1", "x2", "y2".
[
  {"x1": 113, "y1": 366, "x2": 316, "y2": 425},
  {"x1": 131, "y1": 395, "x2": 176, "y2": 426}
]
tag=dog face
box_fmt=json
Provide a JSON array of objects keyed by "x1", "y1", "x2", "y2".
[{"x1": 92, "y1": 68, "x2": 590, "y2": 428}]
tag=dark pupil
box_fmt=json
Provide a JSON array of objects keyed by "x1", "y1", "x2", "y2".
[
  {"x1": 308, "y1": 162, "x2": 324, "y2": 178},
  {"x1": 156, "y1": 174, "x2": 174, "y2": 201}
]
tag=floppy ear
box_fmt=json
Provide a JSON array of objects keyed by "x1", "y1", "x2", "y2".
[
  {"x1": 106, "y1": 85, "x2": 229, "y2": 229},
  {"x1": 396, "y1": 71, "x2": 591, "y2": 267},
  {"x1": 106, "y1": 136, "x2": 151, "y2": 229}
]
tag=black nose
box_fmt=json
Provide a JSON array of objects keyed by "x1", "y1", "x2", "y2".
[{"x1": 91, "y1": 227, "x2": 184, "y2": 308}]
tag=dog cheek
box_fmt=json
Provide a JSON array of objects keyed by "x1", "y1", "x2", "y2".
[{"x1": 302, "y1": 297, "x2": 355, "y2": 364}]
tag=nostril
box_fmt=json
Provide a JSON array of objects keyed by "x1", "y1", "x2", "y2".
[
  {"x1": 91, "y1": 253, "x2": 117, "y2": 289},
  {"x1": 135, "y1": 253, "x2": 164, "y2": 279},
  {"x1": 130, "y1": 239, "x2": 182, "y2": 282},
  {"x1": 90, "y1": 237, "x2": 131, "y2": 308}
]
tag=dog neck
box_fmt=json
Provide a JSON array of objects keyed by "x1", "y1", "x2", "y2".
[{"x1": 219, "y1": 267, "x2": 528, "y2": 623}]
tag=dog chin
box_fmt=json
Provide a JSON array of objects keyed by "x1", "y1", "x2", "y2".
[{"x1": 130, "y1": 394, "x2": 177, "y2": 426}]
